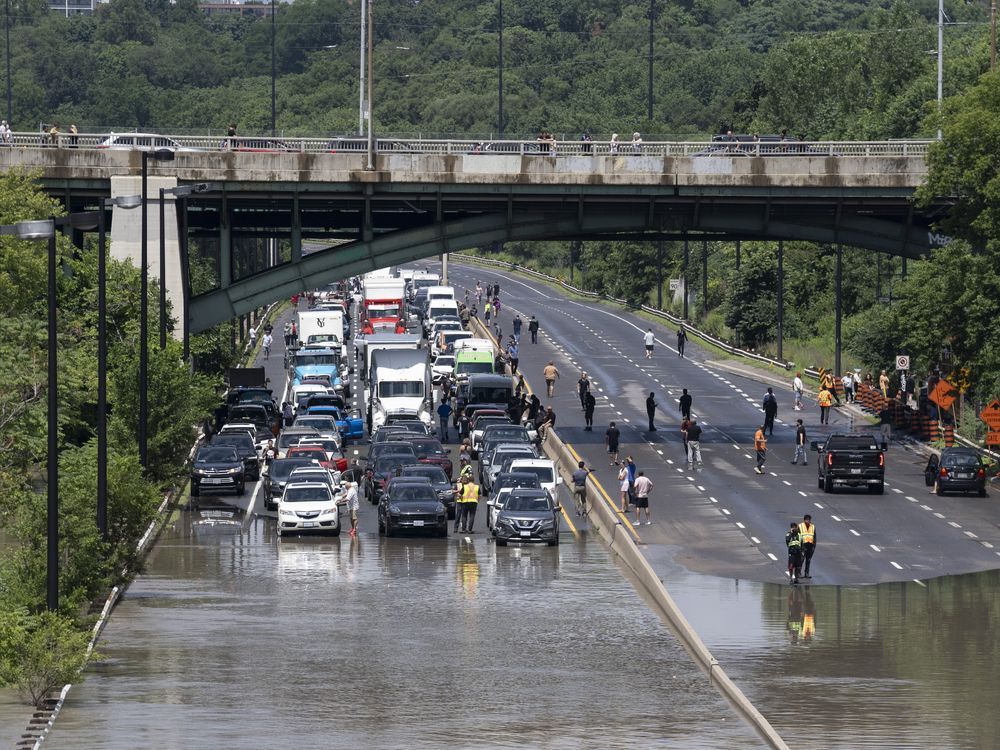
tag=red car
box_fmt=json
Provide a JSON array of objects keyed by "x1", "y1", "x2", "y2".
[
  {"x1": 286, "y1": 444, "x2": 343, "y2": 472},
  {"x1": 391, "y1": 436, "x2": 453, "y2": 479}
]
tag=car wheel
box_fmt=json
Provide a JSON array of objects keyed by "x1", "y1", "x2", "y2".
[
  {"x1": 817, "y1": 475, "x2": 823, "y2": 490},
  {"x1": 496, "y1": 537, "x2": 508, "y2": 547},
  {"x1": 870, "y1": 482, "x2": 884, "y2": 495},
  {"x1": 437, "y1": 525, "x2": 448, "y2": 538},
  {"x1": 190, "y1": 481, "x2": 200, "y2": 497},
  {"x1": 384, "y1": 522, "x2": 394, "y2": 537},
  {"x1": 236, "y1": 481, "x2": 246, "y2": 496},
  {"x1": 979, "y1": 487, "x2": 987, "y2": 498},
  {"x1": 823, "y1": 476, "x2": 832, "y2": 493},
  {"x1": 548, "y1": 535, "x2": 560, "y2": 547},
  {"x1": 330, "y1": 527, "x2": 341, "y2": 537}
]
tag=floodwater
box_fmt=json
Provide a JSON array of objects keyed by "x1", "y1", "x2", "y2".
[
  {"x1": 657, "y1": 554, "x2": 1000, "y2": 750},
  {"x1": 45, "y1": 511, "x2": 765, "y2": 749}
]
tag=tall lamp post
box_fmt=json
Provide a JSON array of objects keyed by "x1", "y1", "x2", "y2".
[
  {"x1": 365, "y1": 0, "x2": 374, "y2": 170},
  {"x1": 4, "y1": 0, "x2": 11, "y2": 125},
  {"x1": 498, "y1": 0, "x2": 503, "y2": 138},
  {"x1": 159, "y1": 184, "x2": 208, "y2": 350},
  {"x1": 98, "y1": 195, "x2": 140, "y2": 539},
  {"x1": 140, "y1": 149, "x2": 175, "y2": 468},
  {"x1": 271, "y1": 0, "x2": 276, "y2": 137},
  {"x1": 359, "y1": 0, "x2": 366, "y2": 136}
]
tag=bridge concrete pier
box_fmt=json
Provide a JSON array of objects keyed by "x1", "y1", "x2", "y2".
[{"x1": 110, "y1": 175, "x2": 183, "y2": 340}]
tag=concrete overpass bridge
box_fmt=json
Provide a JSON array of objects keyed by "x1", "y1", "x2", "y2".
[{"x1": 0, "y1": 137, "x2": 943, "y2": 334}]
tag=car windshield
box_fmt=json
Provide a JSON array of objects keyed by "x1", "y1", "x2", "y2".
[
  {"x1": 212, "y1": 435, "x2": 252, "y2": 448},
  {"x1": 290, "y1": 471, "x2": 332, "y2": 484},
  {"x1": 485, "y1": 428, "x2": 526, "y2": 441},
  {"x1": 197, "y1": 448, "x2": 238, "y2": 463},
  {"x1": 435, "y1": 357, "x2": 455, "y2": 367},
  {"x1": 278, "y1": 432, "x2": 318, "y2": 449},
  {"x1": 827, "y1": 437, "x2": 879, "y2": 450},
  {"x1": 306, "y1": 396, "x2": 344, "y2": 409},
  {"x1": 270, "y1": 459, "x2": 316, "y2": 480},
  {"x1": 379, "y1": 381, "x2": 424, "y2": 398},
  {"x1": 401, "y1": 466, "x2": 448, "y2": 483},
  {"x1": 496, "y1": 475, "x2": 541, "y2": 491},
  {"x1": 391, "y1": 485, "x2": 437, "y2": 502},
  {"x1": 230, "y1": 408, "x2": 268, "y2": 424},
  {"x1": 475, "y1": 418, "x2": 509, "y2": 431},
  {"x1": 283, "y1": 487, "x2": 332, "y2": 503},
  {"x1": 375, "y1": 457, "x2": 412, "y2": 474},
  {"x1": 368, "y1": 303, "x2": 401, "y2": 317},
  {"x1": 469, "y1": 386, "x2": 512, "y2": 403},
  {"x1": 298, "y1": 440, "x2": 340, "y2": 454},
  {"x1": 295, "y1": 353, "x2": 340, "y2": 367},
  {"x1": 505, "y1": 495, "x2": 552, "y2": 512},
  {"x1": 409, "y1": 439, "x2": 444, "y2": 455},
  {"x1": 296, "y1": 417, "x2": 338, "y2": 432},
  {"x1": 514, "y1": 466, "x2": 555, "y2": 484},
  {"x1": 288, "y1": 447, "x2": 326, "y2": 458},
  {"x1": 456, "y1": 361, "x2": 494, "y2": 375}
]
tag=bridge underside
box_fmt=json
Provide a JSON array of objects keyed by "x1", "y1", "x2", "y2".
[{"x1": 47, "y1": 180, "x2": 936, "y2": 333}]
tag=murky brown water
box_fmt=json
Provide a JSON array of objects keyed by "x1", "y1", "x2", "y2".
[{"x1": 44, "y1": 511, "x2": 765, "y2": 749}]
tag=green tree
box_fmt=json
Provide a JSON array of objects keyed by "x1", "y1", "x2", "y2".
[{"x1": 723, "y1": 249, "x2": 776, "y2": 348}]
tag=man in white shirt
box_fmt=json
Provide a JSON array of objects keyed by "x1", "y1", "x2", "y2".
[
  {"x1": 643, "y1": 328, "x2": 655, "y2": 359},
  {"x1": 632, "y1": 471, "x2": 653, "y2": 525},
  {"x1": 338, "y1": 482, "x2": 360, "y2": 537},
  {"x1": 792, "y1": 372, "x2": 804, "y2": 411}
]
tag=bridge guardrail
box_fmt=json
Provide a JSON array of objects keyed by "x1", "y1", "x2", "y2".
[
  {"x1": 453, "y1": 253, "x2": 793, "y2": 371},
  {"x1": 1, "y1": 132, "x2": 933, "y2": 158}
]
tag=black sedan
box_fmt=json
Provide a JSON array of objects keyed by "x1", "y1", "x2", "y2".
[
  {"x1": 925, "y1": 448, "x2": 988, "y2": 496},
  {"x1": 399, "y1": 464, "x2": 456, "y2": 518},
  {"x1": 378, "y1": 479, "x2": 448, "y2": 537},
  {"x1": 191, "y1": 446, "x2": 245, "y2": 497},
  {"x1": 494, "y1": 489, "x2": 561, "y2": 547}
]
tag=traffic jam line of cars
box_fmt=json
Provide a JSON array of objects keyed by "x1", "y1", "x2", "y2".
[{"x1": 191, "y1": 270, "x2": 567, "y2": 546}]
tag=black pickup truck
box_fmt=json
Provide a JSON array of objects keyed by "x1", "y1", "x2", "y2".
[{"x1": 811, "y1": 434, "x2": 885, "y2": 494}]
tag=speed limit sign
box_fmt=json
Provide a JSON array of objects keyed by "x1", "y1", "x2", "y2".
[{"x1": 895, "y1": 355, "x2": 910, "y2": 371}]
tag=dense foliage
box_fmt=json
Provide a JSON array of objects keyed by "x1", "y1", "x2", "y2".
[{"x1": 0, "y1": 173, "x2": 231, "y2": 704}]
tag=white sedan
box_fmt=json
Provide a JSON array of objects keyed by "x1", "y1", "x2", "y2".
[{"x1": 276, "y1": 481, "x2": 341, "y2": 536}]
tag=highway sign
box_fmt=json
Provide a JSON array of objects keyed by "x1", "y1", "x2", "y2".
[
  {"x1": 895, "y1": 355, "x2": 910, "y2": 371},
  {"x1": 669, "y1": 279, "x2": 681, "y2": 291},
  {"x1": 986, "y1": 431, "x2": 1000, "y2": 447},
  {"x1": 929, "y1": 378, "x2": 957, "y2": 411},
  {"x1": 980, "y1": 400, "x2": 1000, "y2": 430}
]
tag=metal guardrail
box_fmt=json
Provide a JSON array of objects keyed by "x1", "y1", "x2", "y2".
[
  {"x1": 453, "y1": 253, "x2": 794, "y2": 371},
  {"x1": 0, "y1": 132, "x2": 933, "y2": 158}
]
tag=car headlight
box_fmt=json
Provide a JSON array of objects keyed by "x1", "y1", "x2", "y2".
[
  {"x1": 278, "y1": 509, "x2": 296, "y2": 517},
  {"x1": 435, "y1": 503, "x2": 446, "y2": 513},
  {"x1": 538, "y1": 519, "x2": 554, "y2": 527},
  {"x1": 389, "y1": 504, "x2": 401, "y2": 513},
  {"x1": 228, "y1": 467, "x2": 242, "y2": 474},
  {"x1": 192, "y1": 468, "x2": 206, "y2": 476}
]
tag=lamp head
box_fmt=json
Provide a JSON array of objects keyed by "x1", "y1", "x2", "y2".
[
  {"x1": 15, "y1": 219, "x2": 56, "y2": 240},
  {"x1": 114, "y1": 194, "x2": 142, "y2": 209}
]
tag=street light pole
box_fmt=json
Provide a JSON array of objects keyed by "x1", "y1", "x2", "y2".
[
  {"x1": 366, "y1": 0, "x2": 374, "y2": 170},
  {"x1": 647, "y1": 0, "x2": 654, "y2": 122},
  {"x1": 359, "y1": 0, "x2": 366, "y2": 136},
  {"x1": 498, "y1": 0, "x2": 504, "y2": 138},
  {"x1": 937, "y1": 0, "x2": 944, "y2": 139},
  {"x1": 271, "y1": 0, "x2": 276, "y2": 137},
  {"x1": 46, "y1": 222, "x2": 58, "y2": 611},
  {"x1": 4, "y1": 0, "x2": 11, "y2": 125},
  {"x1": 97, "y1": 200, "x2": 108, "y2": 540},
  {"x1": 158, "y1": 187, "x2": 167, "y2": 350}
]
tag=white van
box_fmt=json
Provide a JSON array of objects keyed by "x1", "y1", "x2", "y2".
[
  {"x1": 423, "y1": 300, "x2": 460, "y2": 336},
  {"x1": 425, "y1": 285, "x2": 456, "y2": 304}
]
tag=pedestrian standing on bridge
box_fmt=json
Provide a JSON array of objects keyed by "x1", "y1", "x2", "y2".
[
  {"x1": 686, "y1": 419, "x2": 703, "y2": 465},
  {"x1": 617, "y1": 463, "x2": 631, "y2": 513},
  {"x1": 791, "y1": 419, "x2": 808, "y2": 465},
  {"x1": 584, "y1": 391, "x2": 596, "y2": 431},
  {"x1": 543, "y1": 361, "x2": 560, "y2": 398},
  {"x1": 578, "y1": 372, "x2": 591, "y2": 410},
  {"x1": 633, "y1": 470, "x2": 653, "y2": 525},
  {"x1": 606, "y1": 421, "x2": 621, "y2": 466},
  {"x1": 786, "y1": 522, "x2": 803, "y2": 584},
  {"x1": 571, "y1": 461, "x2": 591, "y2": 516},
  {"x1": 679, "y1": 388, "x2": 692, "y2": 420},
  {"x1": 762, "y1": 387, "x2": 778, "y2": 436},
  {"x1": 754, "y1": 425, "x2": 768, "y2": 474},
  {"x1": 646, "y1": 392, "x2": 657, "y2": 432},
  {"x1": 643, "y1": 328, "x2": 655, "y2": 358},
  {"x1": 792, "y1": 372, "x2": 804, "y2": 411},
  {"x1": 798, "y1": 515, "x2": 816, "y2": 579},
  {"x1": 624, "y1": 456, "x2": 637, "y2": 510},
  {"x1": 528, "y1": 315, "x2": 539, "y2": 344},
  {"x1": 512, "y1": 314, "x2": 523, "y2": 341},
  {"x1": 677, "y1": 326, "x2": 688, "y2": 358}
]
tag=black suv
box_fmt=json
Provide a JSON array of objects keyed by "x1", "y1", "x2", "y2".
[
  {"x1": 191, "y1": 446, "x2": 245, "y2": 497},
  {"x1": 378, "y1": 479, "x2": 447, "y2": 537},
  {"x1": 211, "y1": 433, "x2": 261, "y2": 480}
]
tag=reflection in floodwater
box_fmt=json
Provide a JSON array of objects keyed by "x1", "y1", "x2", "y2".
[
  {"x1": 45, "y1": 515, "x2": 765, "y2": 750},
  {"x1": 664, "y1": 569, "x2": 1000, "y2": 750}
]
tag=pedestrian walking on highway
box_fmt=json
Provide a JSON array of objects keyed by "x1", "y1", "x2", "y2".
[
  {"x1": 879, "y1": 369, "x2": 890, "y2": 399},
  {"x1": 578, "y1": 372, "x2": 591, "y2": 410},
  {"x1": 786, "y1": 522, "x2": 803, "y2": 584},
  {"x1": 262, "y1": 332, "x2": 273, "y2": 359},
  {"x1": 842, "y1": 372, "x2": 855, "y2": 403},
  {"x1": 506, "y1": 339, "x2": 519, "y2": 375},
  {"x1": 437, "y1": 399, "x2": 452, "y2": 442},
  {"x1": 646, "y1": 392, "x2": 657, "y2": 432},
  {"x1": 686, "y1": 419, "x2": 703, "y2": 464},
  {"x1": 677, "y1": 326, "x2": 688, "y2": 357},
  {"x1": 527, "y1": 394, "x2": 541, "y2": 425},
  {"x1": 455, "y1": 475, "x2": 480, "y2": 533},
  {"x1": 680, "y1": 417, "x2": 691, "y2": 462},
  {"x1": 818, "y1": 386, "x2": 833, "y2": 425},
  {"x1": 571, "y1": 460, "x2": 591, "y2": 516},
  {"x1": 679, "y1": 388, "x2": 692, "y2": 420},
  {"x1": 494, "y1": 351, "x2": 507, "y2": 376},
  {"x1": 528, "y1": 315, "x2": 540, "y2": 344},
  {"x1": 791, "y1": 419, "x2": 808, "y2": 465},
  {"x1": 879, "y1": 404, "x2": 892, "y2": 447},
  {"x1": 289, "y1": 321, "x2": 297, "y2": 346},
  {"x1": 484, "y1": 302, "x2": 492, "y2": 325},
  {"x1": 762, "y1": 387, "x2": 778, "y2": 435},
  {"x1": 617, "y1": 463, "x2": 631, "y2": 513},
  {"x1": 493, "y1": 296, "x2": 502, "y2": 315},
  {"x1": 283, "y1": 322, "x2": 293, "y2": 348},
  {"x1": 821, "y1": 369, "x2": 840, "y2": 406},
  {"x1": 798, "y1": 515, "x2": 816, "y2": 578},
  {"x1": 633, "y1": 470, "x2": 653, "y2": 525},
  {"x1": 281, "y1": 401, "x2": 294, "y2": 428},
  {"x1": 340, "y1": 482, "x2": 360, "y2": 537},
  {"x1": 584, "y1": 391, "x2": 596, "y2": 430},
  {"x1": 248, "y1": 326, "x2": 257, "y2": 350},
  {"x1": 543, "y1": 361, "x2": 560, "y2": 398},
  {"x1": 625, "y1": 456, "x2": 637, "y2": 509},
  {"x1": 606, "y1": 421, "x2": 621, "y2": 465},
  {"x1": 792, "y1": 372, "x2": 804, "y2": 411},
  {"x1": 643, "y1": 328, "x2": 655, "y2": 358},
  {"x1": 512, "y1": 314, "x2": 523, "y2": 341},
  {"x1": 753, "y1": 425, "x2": 768, "y2": 474}
]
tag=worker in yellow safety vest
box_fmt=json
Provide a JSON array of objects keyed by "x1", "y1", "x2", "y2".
[
  {"x1": 753, "y1": 425, "x2": 767, "y2": 475},
  {"x1": 817, "y1": 387, "x2": 833, "y2": 425},
  {"x1": 798, "y1": 514, "x2": 817, "y2": 579},
  {"x1": 454, "y1": 475, "x2": 480, "y2": 534}
]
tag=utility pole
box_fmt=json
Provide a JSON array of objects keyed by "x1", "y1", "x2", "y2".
[
  {"x1": 682, "y1": 237, "x2": 689, "y2": 320},
  {"x1": 992, "y1": 0, "x2": 997, "y2": 70},
  {"x1": 498, "y1": 0, "x2": 504, "y2": 137},
  {"x1": 835, "y1": 245, "x2": 843, "y2": 377},
  {"x1": 647, "y1": 0, "x2": 654, "y2": 122},
  {"x1": 701, "y1": 240, "x2": 708, "y2": 318},
  {"x1": 365, "y1": 0, "x2": 374, "y2": 170},
  {"x1": 656, "y1": 240, "x2": 663, "y2": 309},
  {"x1": 271, "y1": 0, "x2": 276, "y2": 137},
  {"x1": 359, "y1": 0, "x2": 366, "y2": 135},
  {"x1": 776, "y1": 241, "x2": 784, "y2": 362},
  {"x1": 937, "y1": 0, "x2": 944, "y2": 139}
]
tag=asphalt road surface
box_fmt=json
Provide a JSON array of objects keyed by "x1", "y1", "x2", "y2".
[{"x1": 449, "y1": 261, "x2": 1000, "y2": 585}]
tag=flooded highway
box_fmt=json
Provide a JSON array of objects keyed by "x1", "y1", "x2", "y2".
[{"x1": 45, "y1": 510, "x2": 765, "y2": 749}]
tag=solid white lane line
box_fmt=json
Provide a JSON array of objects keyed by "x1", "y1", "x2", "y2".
[
  {"x1": 830, "y1": 515, "x2": 841, "y2": 522},
  {"x1": 850, "y1": 529, "x2": 861, "y2": 536},
  {"x1": 890, "y1": 561, "x2": 904, "y2": 569},
  {"x1": 870, "y1": 544, "x2": 881, "y2": 552},
  {"x1": 964, "y1": 531, "x2": 978, "y2": 538},
  {"x1": 813, "y1": 503, "x2": 824, "y2": 509},
  {"x1": 948, "y1": 521, "x2": 961, "y2": 528}
]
